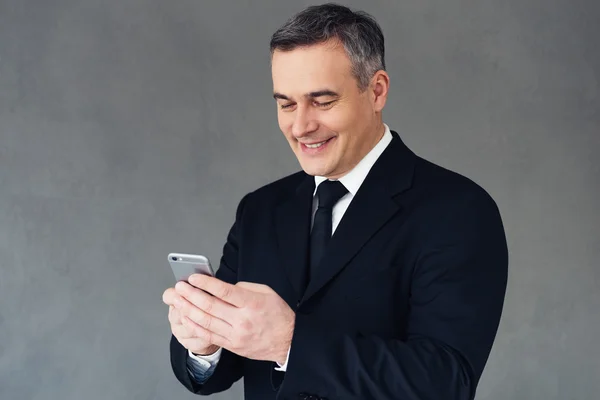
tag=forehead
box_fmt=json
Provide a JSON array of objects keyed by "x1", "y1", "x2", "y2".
[{"x1": 271, "y1": 41, "x2": 355, "y2": 95}]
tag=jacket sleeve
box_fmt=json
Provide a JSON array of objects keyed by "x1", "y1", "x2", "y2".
[
  {"x1": 170, "y1": 193, "x2": 251, "y2": 395},
  {"x1": 277, "y1": 189, "x2": 509, "y2": 400}
]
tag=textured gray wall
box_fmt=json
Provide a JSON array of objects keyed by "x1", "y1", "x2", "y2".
[{"x1": 1, "y1": 0, "x2": 598, "y2": 399}]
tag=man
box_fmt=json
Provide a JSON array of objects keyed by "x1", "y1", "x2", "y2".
[{"x1": 162, "y1": 3, "x2": 508, "y2": 400}]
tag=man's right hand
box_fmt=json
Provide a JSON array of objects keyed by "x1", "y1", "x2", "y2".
[{"x1": 163, "y1": 287, "x2": 221, "y2": 356}]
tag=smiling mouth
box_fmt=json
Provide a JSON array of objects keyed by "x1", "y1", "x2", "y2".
[
  {"x1": 302, "y1": 137, "x2": 333, "y2": 147},
  {"x1": 304, "y1": 139, "x2": 329, "y2": 148},
  {"x1": 299, "y1": 137, "x2": 335, "y2": 154}
]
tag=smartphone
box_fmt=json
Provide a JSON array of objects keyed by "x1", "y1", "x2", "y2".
[{"x1": 168, "y1": 253, "x2": 215, "y2": 282}]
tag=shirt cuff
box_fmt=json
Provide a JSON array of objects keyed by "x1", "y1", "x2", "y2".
[
  {"x1": 186, "y1": 347, "x2": 222, "y2": 384},
  {"x1": 188, "y1": 347, "x2": 222, "y2": 365},
  {"x1": 274, "y1": 346, "x2": 291, "y2": 372}
]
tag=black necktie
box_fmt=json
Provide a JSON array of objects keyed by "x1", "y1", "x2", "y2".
[{"x1": 309, "y1": 180, "x2": 348, "y2": 280}]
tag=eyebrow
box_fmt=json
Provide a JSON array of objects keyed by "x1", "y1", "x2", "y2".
[{"x1": 273, "y1": 89, "x2": 340, "y2": 101}]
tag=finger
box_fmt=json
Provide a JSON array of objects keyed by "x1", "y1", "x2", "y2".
[
  {"x1": 178, "y1": 296, "x2": 233, "y2": 338},
  {"x1": 235, "y1": 281, "x2": 273, "y2": 293},
  {"x1": 169, "y1": 305, "x2": 183, "y2": 325},
  {"x1": 182, "y1": 315, "x2": 230, "y2": 349},
  {"x1": 172, "y1": 321, "x2": 194, "y2": 340},
  {"x1": 173, "y1": 331, "x2": 214, "y2": 353},
  {"x1": 178, "y1": 337, "x2": 214, "y2": 352},
  {"x1": 188, "y1": 274, "x2": 247, "y2": 308},
  {"x1": 162, "y1": 287, "x2": 177, "y2": 305},
  {"x1": 175, "y1": 281, "x2": 237, "y2": 323}
]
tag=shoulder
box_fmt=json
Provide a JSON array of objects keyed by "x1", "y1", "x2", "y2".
[
  {"x1": 407, "y1": 156, "x2": 505, "y2": 245},
  {"x1": 412, "y1": 156, "x2": 500, "y2": 214}
]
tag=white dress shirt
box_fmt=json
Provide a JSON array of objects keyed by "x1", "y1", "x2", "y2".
[{"x1": 187, "y1": 123, "x2": 393, "y2": 380}]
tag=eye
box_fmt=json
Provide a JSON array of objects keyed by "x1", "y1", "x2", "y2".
[
  {"x1": 314, "y1": 100, "x2": 335, "y2": 108},
  {"x1": 279, "y1": 103, "x2": 295, "y2": 110}
]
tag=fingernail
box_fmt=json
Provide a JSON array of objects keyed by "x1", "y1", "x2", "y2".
[{"x1": 174, "y1": 297, "x2": 182, "y2": 308}]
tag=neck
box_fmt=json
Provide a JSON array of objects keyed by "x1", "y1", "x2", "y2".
[{"x1": 323, "y1": 122, "x2": 386, "y2": 180}]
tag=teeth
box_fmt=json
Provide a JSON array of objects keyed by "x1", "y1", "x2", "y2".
[{"x1": 305, "y1": 140, "x2": 327, "y2": 148}]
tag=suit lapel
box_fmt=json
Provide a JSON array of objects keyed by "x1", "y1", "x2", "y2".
[
  {"x1": 274, "y1": 174, "x2": 315, "y2": 301},
  {"x1": 301, "y1": 132, "x2": 417, "y2": 303}
]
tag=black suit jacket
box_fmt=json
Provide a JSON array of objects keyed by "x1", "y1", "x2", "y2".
[{"x1": 170, "y1": 131, "x2": 508, "y2": 400}]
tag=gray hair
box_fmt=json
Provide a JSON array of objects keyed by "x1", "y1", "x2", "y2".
[{"x1": 269, "y1": 3, "x2": 386, "y2": 91}]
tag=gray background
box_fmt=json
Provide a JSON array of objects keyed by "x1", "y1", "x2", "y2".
[{"x1": 0, "y1": 0, "x2": 598, "y2": 399}]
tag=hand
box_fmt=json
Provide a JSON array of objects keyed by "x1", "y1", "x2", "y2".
[
  {"x1": 174, "y1": 274, "x2": 295, "y2": 365},
  {"x1": 162, "y1": 287, "x2": 220, "y2": 356}
]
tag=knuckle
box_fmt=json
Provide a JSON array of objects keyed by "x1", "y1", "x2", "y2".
[
  {"x1": 201, "y1": 297, "x2": 214, "y2": 313},
  {"x1": 240, "y1": 318, "x2": 253, "y2": 332},
  {"x1": 221, "y1": 285, "x2": 232, "y2": 299},
  {"x1": 200, "y1": 313, "x2": 212, "y2": 330},
  {"x1": 201, "y1": 328, "x2": 212, "y2": 343}
]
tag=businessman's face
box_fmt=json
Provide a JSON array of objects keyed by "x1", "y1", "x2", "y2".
[{"x1": 271, "y1": 40, "x2": 388, "y2": 179}]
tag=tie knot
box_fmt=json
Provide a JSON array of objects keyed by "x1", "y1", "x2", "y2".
[{"x1": 316, "y1": 180, "x2": 348, "y2": 209}]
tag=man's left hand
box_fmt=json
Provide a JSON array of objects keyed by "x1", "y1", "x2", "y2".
[{"x1": 173, "y1": 274, "x2": 295, "y2": 365}]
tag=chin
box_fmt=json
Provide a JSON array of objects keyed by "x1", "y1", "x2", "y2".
[
  {"x1": 300, "y1": 166, "x2": 322, "y2": 177},
  {"x1": 298, "y1": 161, "x2": 330, "y2": 177}
]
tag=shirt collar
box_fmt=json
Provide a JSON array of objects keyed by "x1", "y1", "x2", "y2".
[{"x1": 314, "y1": 123, "x2": 393, "y2": 196}]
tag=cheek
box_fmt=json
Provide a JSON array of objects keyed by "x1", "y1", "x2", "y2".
[
  {"x1": 321, "y1": 106, "x2": 359, "y2": 138},
  {"x1": 277, "y1": 113, "x2": 292, "y2": 137}
]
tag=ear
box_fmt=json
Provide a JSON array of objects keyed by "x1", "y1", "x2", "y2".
[{"x1": 371, "y1": 70, "x2": 390, "y2": 112}]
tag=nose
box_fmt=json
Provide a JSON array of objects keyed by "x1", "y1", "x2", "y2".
[{"x1": 291, "y1": 107, "x2": 318, "y2": 139}]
